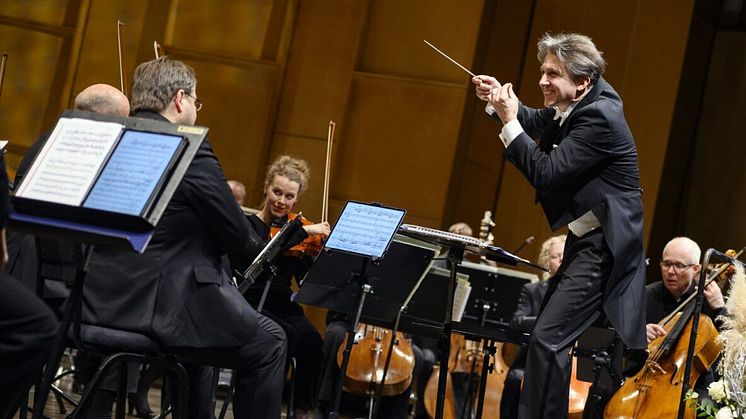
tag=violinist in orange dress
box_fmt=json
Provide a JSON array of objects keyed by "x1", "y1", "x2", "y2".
[{"x1": 228, "y1": 155, "x2": 330, "y2": 419}]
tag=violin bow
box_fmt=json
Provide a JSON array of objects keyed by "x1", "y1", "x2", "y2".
[
  {"x1": 659, "y1": 246, "x2": 745, "y2": 327},
  {"x1": 153, "y1": 41, "x2": 162, "y2": 59},
  {"x1": 117, "y1": 20, "x2": 127, "y2": 96},
  {"x1": 321, "y1": 121, "x2": 335, "y2": 223},
  {"x1": 0, "y1": 52, "x2": 8, "y2": 102}
]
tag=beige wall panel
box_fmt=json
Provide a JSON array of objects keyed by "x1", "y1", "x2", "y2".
[
  {"x1": 446, "y1": 0, "x2": 535, "y2": 232},
  {"x1": 336, "y1": 76, "x2": 466, "y2": 225},
  {"x1": 73, "y1": 0, "x2": 149, "y2": 97},
  {"x1": 182, "y1": 61, "x2": 278, "y2": 193},
  {"x1": 0, "y1": 26, "x2": 63, "y2": 154},
  {"x1": 493, "y1": 164, "x2": 554, "y2": 257},
  {"x1": 3, "y1": 0, "x2": 69, "y2": 26},
  {"x1": 681, "y1": 31, "x2": 746, "y2": 248},
  {"x1": 274, "y1": 0, "x2": 367, "y2": 137},
  {"x1": 168, "y1": 0, "x2": 274, "y2": 58},
  {"x1": 360, "y1": 0, "x2": 483, "y2": 82},
  {"x1": 449, "y1": 161, "x2": 500, "y2": 231},
  {"x1": 619, "y1": 0, "x2": 695, "y2": 246}
]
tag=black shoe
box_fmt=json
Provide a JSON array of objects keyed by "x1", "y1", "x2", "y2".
[{"x1": 127, "y1": 393, "x2": 155, "y2": 419}]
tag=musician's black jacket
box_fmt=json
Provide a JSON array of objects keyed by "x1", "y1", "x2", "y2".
[
  {"x1": 82, "y1": 111, "x2": 264, "y2": 348},
  {"x1": 502, "y1": 77, "x2": 647, "y2": 350}
]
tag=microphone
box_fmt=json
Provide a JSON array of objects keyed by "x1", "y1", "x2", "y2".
[{"x1": 513, "y1": 236, "x2": 535, "y2": 255}]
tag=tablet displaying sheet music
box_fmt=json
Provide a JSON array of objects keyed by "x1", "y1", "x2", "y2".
[
  {"x1": 324, "y1": 201, "x2": 406, "y2": 259},
  {"x1": 15, "y1": 117, "x2": 185, "y2": 217},
  {"x1": 83, "y1": 130, "x2": 184, "y2": 215}
]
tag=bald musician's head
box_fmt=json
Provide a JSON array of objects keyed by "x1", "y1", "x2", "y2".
[{"x1": 74, "y1": 84, "x2": 130, "y2": 117}]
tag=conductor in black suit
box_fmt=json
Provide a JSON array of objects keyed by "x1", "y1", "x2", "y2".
[
  {"x1": 82, "y1": 57, "x2": 287, "y2": 418},
  {"x1": 500, "y1": 235, "x2": 565, "y2": 418},
  {"x1": 473, "y1": 32, "x2": 646, "y2": 418}
]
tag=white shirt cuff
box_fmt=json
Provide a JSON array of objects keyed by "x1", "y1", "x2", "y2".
[
  {"x1": 485, "y1": 103, "x2": 495, "y2": 116},
  {"x1": 499, "y1": 119, "x2": 523, "y2": 148}
]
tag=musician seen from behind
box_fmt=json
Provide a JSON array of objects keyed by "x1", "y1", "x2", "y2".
[
  {"x1": 473, "y1": 32, "x2": 647, "y2": 418},
  {"x1": 228, "y1": 155, "x2": 329, "y2": 419},
  {"x1": 82, "y1": 57, "x2": 287, "y2": 418},
  {"x1": 501, "y1": 234, "x2": 566, "y2": 419}
]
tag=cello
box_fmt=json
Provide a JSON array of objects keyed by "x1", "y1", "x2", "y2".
[
  {"x1": 603, "y1": 301, "x2": 722, "y2": 418},
  {"x1": 336, "y1": 323, "x2": 416, "y2": 397}
]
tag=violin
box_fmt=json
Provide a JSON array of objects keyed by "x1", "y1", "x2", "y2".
[
  {"x1": 336, "y1": 323, "x2": 415, "y2": 397},
  {"x1": 269, "y1": 212, "x2": 325, "y2": 258}
]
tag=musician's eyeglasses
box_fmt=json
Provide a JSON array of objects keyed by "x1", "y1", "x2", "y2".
[
  {"x1": 659, "y1": 260, "x2": 695, "y2": 273},
  {"x1": 185, "y1": 93, "x2": 202, "y2": 112}
]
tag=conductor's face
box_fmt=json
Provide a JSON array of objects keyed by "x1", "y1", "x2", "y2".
[
  {"x1": 264, "y1": 174, "x2": 300, "y2": 219},
  {"x1": 539, "y1": 53, "x2": 584, "y2": 111}
]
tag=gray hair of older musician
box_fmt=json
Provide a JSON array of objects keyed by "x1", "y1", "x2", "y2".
[
  {"x1": 537, "y1": 32, "x2": 606, "y2": 83},
  {"x1": 130, "y1": 56, "x2": 196, "y2": 114},
  {"x1": 537, "y1": 234, "x2": 567, "y2": 280}
]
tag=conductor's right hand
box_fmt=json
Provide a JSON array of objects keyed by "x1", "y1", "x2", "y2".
[
  {"x1": 646, "y1": 323, "x2": 666, "y2": 344},
  {"x1": 472, "y1": 75, "x2": 501, "y2": 101}
]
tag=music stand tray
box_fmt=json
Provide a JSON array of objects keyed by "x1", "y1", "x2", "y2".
[{"x1": 296, "y1": 233, "x2": 439, "y2": 322}]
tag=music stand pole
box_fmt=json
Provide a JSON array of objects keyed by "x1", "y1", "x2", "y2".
[
  {"x1": 329, "y1": 257, "x2": 373, "y2": 419},
  {"x1": 32, "y1": 244, "x2": 93, "y2": 418},
  {"x1": 256, "y1": 264, "x2": 278, "y2": 313},
  {"x1": 434, "y1": 246, "x2": 464, "y2": 419}
]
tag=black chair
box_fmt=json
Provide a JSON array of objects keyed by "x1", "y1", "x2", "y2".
[
  {"x1": 29, "y1": 239, "x2": 190, "y2": 419},
  {"x1": 69, "y1": 325, "x2": 189, "y2": 419}
]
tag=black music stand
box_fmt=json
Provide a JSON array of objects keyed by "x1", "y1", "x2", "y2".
[
  {"x1": 397, "y1": 224, "x2": 543, "y2": 419},
  {"x1": 237, "y1": 213, "x2": 304, "y2": 311},
  {"x1": 295, "y1": 201, "x2": 410, "y2": 419},
  {"x1": 9, "y1": 110, "x2": 206, "y2": 418}
]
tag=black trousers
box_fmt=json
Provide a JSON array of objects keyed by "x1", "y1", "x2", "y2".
[
  {"x1": 518, "y1": 230, "x2": 610, "y2": 419},
  {"x1": 249, "y1": 292, "x2": 324, "y2": 412},
  {"x1": 0, "y1": 273, "x2": 57, "y2": 418},
  {"x1": 170, "y1": 313, "x2": 287, "y2": 419}
]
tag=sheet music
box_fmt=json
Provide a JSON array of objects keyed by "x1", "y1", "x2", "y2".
[
  {"x1": 83, "y1": 131, "x2": 183, "y2": 215},
  {"x1": 16, "y1": 118, "x2": 124, "y2": 206},
  {"x1": 452, "y1": 276, "x2": 472, "y2": 322},
  {"x1": 324, "y1": 202, "x2": 405, "y2": 258}
]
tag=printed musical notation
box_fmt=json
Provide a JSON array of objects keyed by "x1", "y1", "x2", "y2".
[
  {"x1": 16, "y1": 118, "x2": 124, "y2": 206},
  {"x1": 324, "y1": 202, "x2": 405, "y2": 258},
  {"x1": 83, "y1": 131, "x2": 183, "y2": 215}
]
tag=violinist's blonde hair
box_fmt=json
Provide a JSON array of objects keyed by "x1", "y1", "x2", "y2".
[{"x1": 265, "y1": 155, "x2": 310, "y2": 196}]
